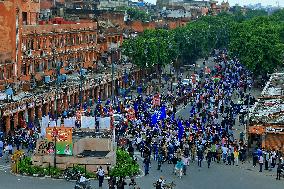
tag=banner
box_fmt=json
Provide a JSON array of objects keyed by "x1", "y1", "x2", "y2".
[
  {"x1": 49, "y1": 119, "x2": 61, "y2": 127},
  {"x1": 41, "y1": 115, "x2": 49, "y2": 137},
  {"x1": 99, "y1": 117, "x2": 111, "y2": 130},
  {"x1": 46, "y1": 127, "x2": 73, "y2": 155},
  {"x1": 81, "y1": 116, "x2": 96, "y2": 128},
  {"x1": 64, "y1": 117, "x2": 76, "y2": 127}
]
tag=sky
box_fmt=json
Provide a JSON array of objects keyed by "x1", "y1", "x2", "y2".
[{"x1": 144, "y1": 0, "x2": 284, "y2": 7}]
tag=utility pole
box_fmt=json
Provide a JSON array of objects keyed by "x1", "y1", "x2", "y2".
[
  {"x1": 111, "y1": 49, "x2": 115, "y2": 104},
  {"x1": 79, "y1": 61, "x2": 84, "y2": 110},
  {"x1": 52, "y1": 46, "x2": 60, "y2": 168}
]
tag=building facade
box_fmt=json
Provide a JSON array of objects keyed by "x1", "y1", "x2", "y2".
[{"x1": 0, "y1": 0, "x2": 133, "y2": 134}]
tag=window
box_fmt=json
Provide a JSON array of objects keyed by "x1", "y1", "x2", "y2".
[
  {"x1": 22, "y1": 12, "x2": 28, "y2": 25},
  {"x1": 21, "y1": 64, "x2": 27, "y2": 75},
  {"x1": 37, "y1": 38, "x2": 41, "y2": 50},
  {"x1": 0, "y1": 68, "x2": 4, "y2": 80},
  {"x1": 6, "y1": 65, "x2": 13, "y2": 79}
]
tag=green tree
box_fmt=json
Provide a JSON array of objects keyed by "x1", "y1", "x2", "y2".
[{"x1": 110, "y1": 148, "x2": 140, "y2": 178}]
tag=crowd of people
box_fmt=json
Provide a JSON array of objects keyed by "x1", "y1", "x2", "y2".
[
  {"x1": 0, "y1": 49, "x2": 283, "y2": 188},
  {"x1": 99, "y1": 49, "x2": 283, "y2": 188}
]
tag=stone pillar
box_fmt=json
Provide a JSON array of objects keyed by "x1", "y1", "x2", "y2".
[
  {"x1": 63, "y1": 95, "x2": 68, "y2": 110},
  {"x1": 45, "y1": 103, "x2": 50, "y2": 116},
  {"x1": 30, "y1": 107, "x2": 35, "y2": 122},
  {"x1": 69, "y1": 94, "x2": 73, "y2": 107},
  {"x1": 5, "y1": 115, "x2": 10, "y2": 134},
  {"x1": 14, "y1": 112, "x2": 19, "y2": 129},
  {"x1": 50, "y1": 101, "x2": 55, "y2": 117},
  {"x1": 37, "y1": 105, "x2": 42, "y2": 120},
  {"x1": 105, "y1": 83, "x2": 108, "y2": 99},
  {"x1": 96, "y1": 86, "x2": 100, "y2": 101},
  {"x1": 92, "y1": 88, "x2": 95, "y2": 105}
]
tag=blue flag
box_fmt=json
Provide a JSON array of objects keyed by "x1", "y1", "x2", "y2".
[
  {"x1": 151, "y1": 113, "x2": 158, "y2": 126},
  {"x1": 134, "y1": 102, "x2": 138, "y2": 112},
  {"x1": 160, "y1": 105, "x2": 166, "y2": 120},
  {"x1": 178, "y1": 120, "x2": 184, "y2": 141}
]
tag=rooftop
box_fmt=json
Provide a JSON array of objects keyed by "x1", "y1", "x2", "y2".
[{"x1": 250, "y1": 73, "x2": 284, "y2": 125}]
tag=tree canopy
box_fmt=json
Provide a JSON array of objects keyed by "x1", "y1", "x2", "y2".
[
  {"x1": 109, "y1": 148, "x2": 140, "y2": 178},
  {"x1": 122, "y1": 9, "x2": 284, "y2": 77}
]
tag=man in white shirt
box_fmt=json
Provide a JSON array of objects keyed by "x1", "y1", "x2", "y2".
[
  {"x1": 97, "y1": 166, "x2": 105, "y2": 188},
  {"x1": 259, "y1": 155, "x2": 264, "y2": 172},
  {"x1": 79, "y1": 175, "x2": 86, "y2": 183}
]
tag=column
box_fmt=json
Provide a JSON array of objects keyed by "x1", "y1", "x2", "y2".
[
  {"x1": 30, "y1": 107, "x2": 35, "y2": 122},
  {"x1": 96, "y1": 86, "x2": 100, "y2": 101},
  {"x1": 70, "y1": 94, "x2": 75, "y2": 107},
  {"x1": 5, "y1": 115, "x2": 10, "y2": 134},
  {"x1": 37, "y1": 105, "x2": 42, "y2": 120},
  {"x1": 92, "y1": 88, "x2": 95, "y2": 105},
  {"x1": 13, "y1": 112, "x2": 19, "y2": 129},
  {"x1": 63, "y1": 95, "x2": 68, "y2": 110}
]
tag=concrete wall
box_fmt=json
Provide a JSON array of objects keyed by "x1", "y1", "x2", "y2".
[
  {"x1": 73, "y1": 137, "x2": 113, "y2": 155},
  {"x1": 32, "y1": 152, "x2": 115, "y2": 172}
]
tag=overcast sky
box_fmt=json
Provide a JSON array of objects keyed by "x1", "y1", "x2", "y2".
[{"x1": 144, "y1": 0, "x2": 283, "y2": 7}]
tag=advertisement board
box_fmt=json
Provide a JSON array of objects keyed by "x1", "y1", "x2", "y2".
[{"x1": 46, "y1": 127, "x2": 73, "y2": 155}]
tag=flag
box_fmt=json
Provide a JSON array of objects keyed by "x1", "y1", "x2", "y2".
[
  {"x1": 151, "y1": 113, "x2": 158, "y2": 126},
  {"x1": 134, "y1": 102, "x2": 138, "y2": 112},
  {"x1": 178, "y1": 120, "x2": 184, "y2": 141},
  {"x1": 160, "y1": 105, "x2": 166, "y2": 120}
]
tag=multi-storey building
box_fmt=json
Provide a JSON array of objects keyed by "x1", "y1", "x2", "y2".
[
  {"x1": 0, "y1": 0, "x2": 131, "y2": 134},
  {"x1": 97, "y1": 0, "x2": 129, "y2": 10}
]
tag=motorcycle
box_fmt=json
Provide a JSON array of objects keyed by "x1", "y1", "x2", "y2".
[
  {"x1": 63, "y1": 168, "x2": 80, "y2": 181},
  {"x1": 74, "y1": 180, "x2": 92, "y2": 189}
]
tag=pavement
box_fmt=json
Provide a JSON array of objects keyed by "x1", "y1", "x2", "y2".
[{"x1": 0, "y1": 58, "x2": 283, "y2": 189}]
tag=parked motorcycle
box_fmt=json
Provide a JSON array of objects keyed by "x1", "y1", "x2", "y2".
[{"x1": 63, "y1": 168, "x2": 80, "y2": 181}]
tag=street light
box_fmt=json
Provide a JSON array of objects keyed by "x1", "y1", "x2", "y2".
[{"x1": 52, "y1": 128, "x2": 58, "y2": 168}]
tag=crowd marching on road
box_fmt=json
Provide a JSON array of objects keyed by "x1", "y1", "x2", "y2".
[
  {"x1": 101, "y1": 49, "x2": 283, "y2": 188},
  {"x1": 0, "y1": 49, "x2": 283, "y2": 189}
]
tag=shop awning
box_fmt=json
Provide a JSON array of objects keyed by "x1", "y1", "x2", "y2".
[{"x1": 249, "y1": 125, "x2": 265, "y2": 135}]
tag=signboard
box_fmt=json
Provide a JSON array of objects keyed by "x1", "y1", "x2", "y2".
[
  {"x1": 46, "y1": 127, "x2": 73, "y2": 155},
  {"x1": 266, "y1": 127, "x2": 284, "y2": 134}
]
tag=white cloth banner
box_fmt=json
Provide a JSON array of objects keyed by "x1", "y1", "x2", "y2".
[
  {"x1": 64, "y1": 117, "x2": 76, "y2": 127},
  {"x1": 41, "y1": 115, "x2": 49, "y2": 137},
  {"x1": 99, "y1": 117, "x2": 111, "y2": 130},
  {"x1": 81, "y1": 116, "x2": 96, "y2": 128},
  {"x1": 49, "y1": 119, "x2": 61, "y2": 127}
]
